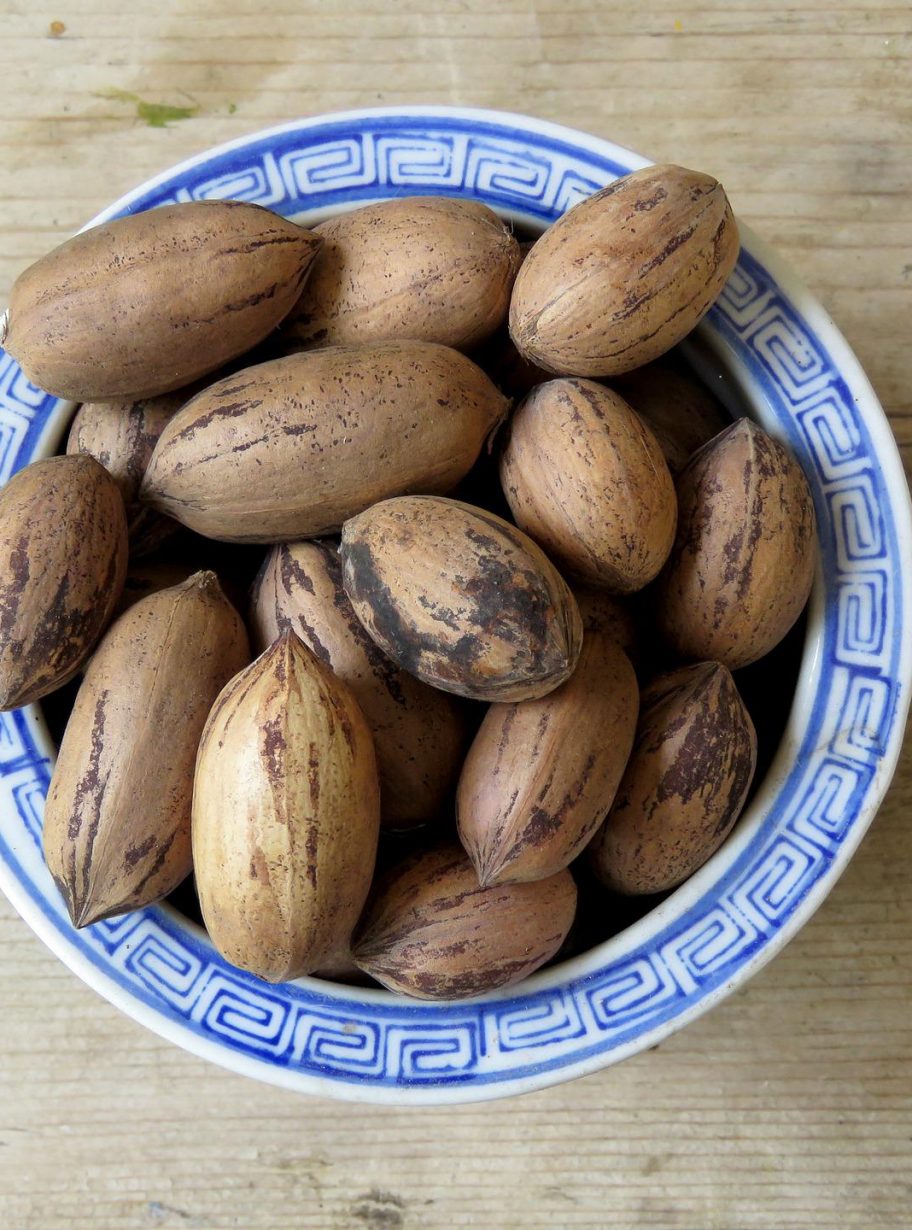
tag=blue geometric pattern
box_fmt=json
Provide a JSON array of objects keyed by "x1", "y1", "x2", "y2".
[
  {"x1": 0, "y1": 110, "x2": 908, "y2": 1102},
  {"x1": 149, "y1": 122, "x2": 616, "y2": 221}
]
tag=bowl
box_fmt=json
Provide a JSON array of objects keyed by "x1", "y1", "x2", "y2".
[{"x1": 0, "y1": 106, "x2": 909, "y2": 1104}]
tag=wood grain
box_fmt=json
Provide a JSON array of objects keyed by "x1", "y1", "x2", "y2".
[{"x1": 0, "y1": 2, "x2": 910, "y2": 1227}]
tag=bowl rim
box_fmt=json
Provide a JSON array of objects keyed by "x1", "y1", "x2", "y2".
[{"x1": 1, "y1": 104, "x2": 909, "y2": 1104}]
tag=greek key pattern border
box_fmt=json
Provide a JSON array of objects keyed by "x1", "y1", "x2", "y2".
[{"x1": 0, "y1": 115, "x2": 902, "y2": 1090}]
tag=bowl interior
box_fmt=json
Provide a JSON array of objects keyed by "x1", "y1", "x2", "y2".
[{"x1": 0, "y1": 108, "x2": 908, "y2": 1104}]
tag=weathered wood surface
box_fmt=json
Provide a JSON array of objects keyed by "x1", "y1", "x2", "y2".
[{"x1": 0, "y1": 3, "x2": 909, "y2": 1226}]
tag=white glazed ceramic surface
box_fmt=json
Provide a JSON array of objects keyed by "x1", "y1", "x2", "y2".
[{"x1": 0, "y1": 108, "x2": 909, "y2": 1104}]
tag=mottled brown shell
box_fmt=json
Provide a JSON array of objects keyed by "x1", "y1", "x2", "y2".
[
  {"x1": 280, "y1": 196, "x2": 521, "y2": 351},
  {"x1": 457, "y1": 632, "x2": 639, "y2": 886},
  {"x1": 500, "y1": 379, "x2": 677, "y2": 592},
  {"x1": 613, "y1": 358, "x2": 731, "y2": 475},
  {"x1": 67, "y1": 392, "x2": 183, "y2": 556},
  {"x1": 43, "y1": 572, "x2": 250, "y2": 927},
  {"x1": 141, "y1": 342, "x2": 509, "y2": 543},
  {"x1": 656, "y1": 418, "x2": 818, "y2": 668},
  {"x1": 468, "y1": 238, "x2": 552, "y2": 399},
  {"x1": 469, "y1": 324, "x2": 553, "y2": 402},
  {"x1": 352, "y1": 844, "x2": 577, "y2": 999},
  {"x1": 588, "y1": 661, "x2": 757, "y2": 895},
  {"x1": 192, "y1": 632, "x2": 381, "y2": 982},
  {"x1": 312, "y1": 947, "x2": 372, "y2": 986},
  {"x1": 572, "y1": 587, "x2": 640, "y2": 664},
  {"x1": 112, "y1": 560, "x2": 197, "y2": 619},
  {"x1": 0, "y1": 455, "x2": 128, "y2": 709},
  {"x1": 4, "y1": 200, "x2": 322, "y2": 400},
  {"x1": 249, "y1": 540, "x2": 468, "y2": 829},
  {"x1": 509, "y1": 164, "x2": 739, "y2": 377},
  {"x1": 340, "y1": 495, "x2": 583, "y2": 702}
]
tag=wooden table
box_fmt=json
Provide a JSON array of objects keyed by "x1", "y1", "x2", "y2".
[{"x1": 1, "y1": 3, "x2": 909, "y2": 1227}]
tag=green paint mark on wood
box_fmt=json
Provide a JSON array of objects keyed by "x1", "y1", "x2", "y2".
[{"x1": 96, "y1": 89, "x2": 199, "y2": 128}]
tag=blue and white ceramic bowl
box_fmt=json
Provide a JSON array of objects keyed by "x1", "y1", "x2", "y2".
[{"x1": 0, "y1": 107, "x2": 909, "y2": 1104}]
